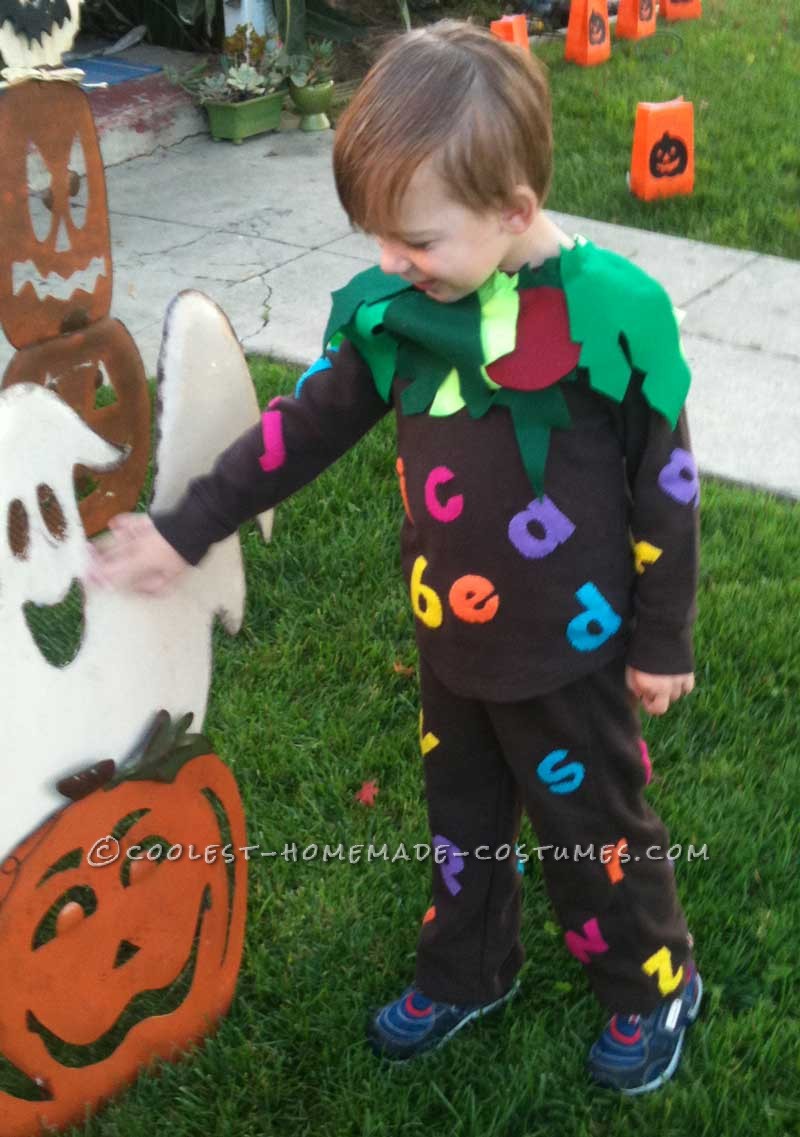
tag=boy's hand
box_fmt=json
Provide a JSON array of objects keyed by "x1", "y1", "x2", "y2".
[
  {"x1": 625, "y1": 667, "x2": 695, "y2": 716},
  {"x1": 86, "y1": 513, "x2": 189, "y2": 595}
]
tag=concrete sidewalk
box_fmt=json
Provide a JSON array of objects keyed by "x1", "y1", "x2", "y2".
[{"x1": 2, "y1": 124, "x2": 798, "y2": 498}]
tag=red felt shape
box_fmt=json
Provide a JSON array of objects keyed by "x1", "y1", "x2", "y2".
[
  {"x1": 485, "y1": 287, "x2": 581, "y2": 392},
  {"x1": 355, "y1": 780, "x2": 379, "y2": 806}
]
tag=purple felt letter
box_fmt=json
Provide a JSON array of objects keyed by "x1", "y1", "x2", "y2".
[
  {"x1": 433, "y1": 834, "x2": 465, "y2": 896},
  {"x1": 508, "y1": 496, "x2": 576, "y2": 559},
  {"x1": 658, "y1": 448, "x2": 700, "y2": 507}
]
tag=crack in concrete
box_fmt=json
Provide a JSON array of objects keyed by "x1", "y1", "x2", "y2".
[
  {"x1": 681, "y1": 253, "x2": 762, "y2": 308},
  {"x1": 682, "y1": 330, "x2": 800, "y2": 363},
  {"x1": 130, "y1": 232, "x2": 211, "y2": 260},
  {"x1": 102, "y1": 128, "x2": 209, "y2": 171},
  {"x1": 108, "y1": 209, "x2": 315, "y2": 255}
]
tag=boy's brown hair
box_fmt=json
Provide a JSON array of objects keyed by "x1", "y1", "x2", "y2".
[{"x1": 333, "y1": 20, "x2": 553, "y2": 236}]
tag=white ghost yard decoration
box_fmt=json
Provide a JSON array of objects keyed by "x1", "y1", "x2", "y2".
[{"x1": 0, "y1": 291, "x2": 271, "y2": 864}]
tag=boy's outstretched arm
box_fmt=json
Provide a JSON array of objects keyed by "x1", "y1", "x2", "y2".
[
  {"x1": 89, "y1": 338, "x2": 389, "y2": 593},
  {"x1": 621, "y1": 373, "x2": 700, "y2": 716}
]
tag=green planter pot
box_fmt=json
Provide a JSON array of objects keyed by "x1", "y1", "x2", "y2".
[
  {"x1": 205, "y1": 90, "x2": 285, "y2": 144},
  {"x1": 288, "y1": 79, "x2": 334, "y2": 132}
]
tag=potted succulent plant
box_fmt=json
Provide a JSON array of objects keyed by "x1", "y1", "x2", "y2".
[
  {"x1": 173, "y1": 24, "x2": 290, "y2": 144},
  {"x1": 287, "y1": 39, "x2": 335, "y2": 132}
]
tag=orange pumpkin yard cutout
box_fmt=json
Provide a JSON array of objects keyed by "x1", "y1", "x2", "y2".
[
  {"x1": 616, "y1": 0, "x2": 657, "y2": 39},
  {"x1": 0, "y1": 713, "x2": 248, "y2": 1137},
  {"x1": 630, "y1": 97, "x2": 694, "y2": 201},
  {"x1": 0, "y1": 80, "x2": 112, "y2": 349},
  {"x1": 565, "y1": 0, "x2": 611, "y2": 66},
  {"x1": 659, "y1": 0, "x2": 702, "y2": 20},
  {"x1": 3, "y1": 318, "x2": 150, "y2": 536}
]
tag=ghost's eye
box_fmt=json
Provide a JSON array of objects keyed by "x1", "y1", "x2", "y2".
[
  {"x1": 26, "y1": 142, "x2": 53, "y2": 244},
  {"x1": 37, "y1": 484, "x2": 67, "y2": 541},
  {"x1": 8, "y1": 499, "x2": 30, "y2": 559}
]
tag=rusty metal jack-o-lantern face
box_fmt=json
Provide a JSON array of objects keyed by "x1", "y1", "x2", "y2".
[
  {"x1": 0, "y1": 81, "x2": 112, "y2": 349},
  {"x1": 3, "y1": 318, "x2": 151, "y2": 535},
  {"x1": 0, "y1": 716, "x2": 248, "y2": 1137}
]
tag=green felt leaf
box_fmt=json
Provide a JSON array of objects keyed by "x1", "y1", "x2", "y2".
[
  {"x1": 478, "y1": 270, "x2": 519, "y2": 364},
  {"x1": 322, "y1": 265, "x2": 410, "y2": 352},
  {"x1": 348, "y1": 298, "x2": 398, "y2": 402},
  {"x1": 398, "y1": 342, "x2": 451, "y2": 415},
  {"x1": 495, "y1": 384, "x2": 573, "y2": 498},
  {"x1": 518, "y1": 256, "x2": 564, "y2": 291},
  {"x1": 560, "y1": 241, "x2": 690, "y2": 426}
]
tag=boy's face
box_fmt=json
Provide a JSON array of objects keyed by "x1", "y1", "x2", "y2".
[{"x1": 374, "y1": 161, "x2": 522, "y2": 304}]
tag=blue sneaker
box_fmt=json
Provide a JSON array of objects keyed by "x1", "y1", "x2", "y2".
[
  {"x1": 587, "y1": 962, "x2": 703, "y2": 1094},
  {"x1": 367, "y1": 981, "x2": 519, "y2": 1061}
]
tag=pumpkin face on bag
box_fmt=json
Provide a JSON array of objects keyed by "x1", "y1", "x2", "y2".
[
  {"x1": 0, "y1": 81, "x2": 112, "y2": 349},
  {"x1": 2, "y1": 318, "x2": 150, "y2": 536},
  {"x1": 649, "y1": 132, "x2": 689, "y2": 178},
  {"x1": 588, "y1": 10, "x2": 607, "y2": 43},
  {"x1": 0, "y1": 732, "x2": 248, "y2": 1137}
]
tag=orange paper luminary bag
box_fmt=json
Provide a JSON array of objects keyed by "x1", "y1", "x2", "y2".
[
  {"x1": 489, "y1": 13, "x2": 529, "y2": 50},
  {"x1": 659, "y1": 0, "x2": 702, "y2": 20},
  {"x1": 630, "y1": 97, "x2": 694, "y2": 200},
  {"x1": 616, "y1": 0, "x2": 657, "y2": 40},
  {"x1": 565, "y1": 0, "x2": 611, "y2": 67}
]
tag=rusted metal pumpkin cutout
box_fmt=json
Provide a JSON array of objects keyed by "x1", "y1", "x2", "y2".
[
  {"x1": 0, "y1": 81, "x2": 112, "y2": 349},
  {"x1": 0, "y1": 716, "x2": 248, "y2": 1137},
  {"x1": 3, "y1": 319, "x2": 151, "y2": 535}
]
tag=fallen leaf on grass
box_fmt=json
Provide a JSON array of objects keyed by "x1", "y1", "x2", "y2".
[{"x1": 355, "y1": 780, "x2": 379, "y2": 806}]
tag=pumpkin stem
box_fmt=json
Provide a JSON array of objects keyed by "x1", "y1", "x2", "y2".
[{"x1": 107, "y1": 710, "x2": 212, "y2": 787}]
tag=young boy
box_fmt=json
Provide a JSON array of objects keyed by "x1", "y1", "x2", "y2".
[{"x1": 92, "y1": 20, "x2": 702, "y2": 1094}]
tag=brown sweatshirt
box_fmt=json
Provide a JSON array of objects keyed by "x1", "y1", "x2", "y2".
[{"x1": 153, "y1": 334, "x2": 699, "y2": 702}]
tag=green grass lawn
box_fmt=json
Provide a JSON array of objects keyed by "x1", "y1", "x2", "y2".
[
  {"x1": 62, "y1": 357, "x2": 799, "y2": 1137},
  {"x1": 446, "y1": 0, "x2": 800, "y2": 257}
]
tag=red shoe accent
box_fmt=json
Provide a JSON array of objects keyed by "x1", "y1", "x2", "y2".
[
  {"x1": 609, "y1": 1014, "x2": 642, "y2": 1045},
  {"x1": 405, "y1": 993, "x2": 434, "y2": 1018}
]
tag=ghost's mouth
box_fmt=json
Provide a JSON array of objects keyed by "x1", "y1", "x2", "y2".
[
  {"x1": 26, "y1": 886, "x2": 211, "y2": 1070},
  {"x1": 23, "y1": 578, "x2": 85, "y2": 667},
  {"x1": 12, "y1": 256, "x2": 108, "y2": 303}
]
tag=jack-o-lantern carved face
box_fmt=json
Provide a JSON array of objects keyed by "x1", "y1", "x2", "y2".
[
  {"x1": 0, "y1": 81, "x2": 112, "y2": 349},
  {"x1": 649, "y1": 132, "x2": 689, "y2": 178},
  {"x1": 588, "y1": 10, "x2": 607, "y2": 44},
  {"x1": 639, "y1": 0, "x2": 654, "y2": 20},
  {"x1": 0, "y1": 721, "x2": 248, "y2": 1137},
  {"x1": 3, "y1": 319, "x2": 151, "y2": 536}
]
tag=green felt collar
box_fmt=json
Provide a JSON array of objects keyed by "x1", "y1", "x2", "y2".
[{"x1": 323, "y1": 239, "x2": 690, "y2": 496}]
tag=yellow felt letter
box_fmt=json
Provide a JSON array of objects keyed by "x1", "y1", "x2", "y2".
[
  {"x1": 410, "y1": 556, "x2": 443, "y2": 629},
  {"x1": 419, "y1": 711, "x2": 440, "y2": 756},
  {"x1": 633, "y1": 539, "x2": 663, "y2": 575},
  {"x1": 642, "y1": 946, "x2": 684, "y2": 995}
]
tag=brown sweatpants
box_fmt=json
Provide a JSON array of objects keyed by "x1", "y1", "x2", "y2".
[{"x1": 414, "y1": 654, "x2": 692, "y2": 1015}]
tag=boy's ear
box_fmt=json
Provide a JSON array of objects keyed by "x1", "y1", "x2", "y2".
[{"x1": 501, "y1": 187, "x2": 539, "y2": 234}]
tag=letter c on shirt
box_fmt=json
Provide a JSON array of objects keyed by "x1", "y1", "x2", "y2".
[{"x1": 424, "y1": 466, "x2": 463, "y2": 523}]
